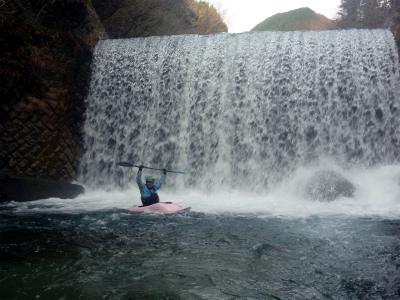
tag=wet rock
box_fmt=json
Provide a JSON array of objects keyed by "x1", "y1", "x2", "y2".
[
  {"x1": 305, "y1": 170, "x2": 355, "y2": 202},
  {"x1": 0, "y1": 177, "x2": 85, "y2": 202}
]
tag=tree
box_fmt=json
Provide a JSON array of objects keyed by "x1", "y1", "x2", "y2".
[
  {"x1": 337, "y1": 0, "x2": 362, "y2": 28},
  {"x1": 388, "y1": 0, "x2": 400, "y2": 49},
  {"x1": 184, "y1": 0, "x2": 228, "y2": 34},
  {"x1": 361, "y1": 0, "x2": 391, "y2": 27},
  {"x1": 91, "y1": 0, "x2": 227, "y2": 38},
  {"x1": 337, "y1": 0, "x2": 391, "y2": 28}
]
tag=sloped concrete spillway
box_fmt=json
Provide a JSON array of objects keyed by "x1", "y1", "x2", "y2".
[{"x1": 80, "y1": 29, "x2": 400, "y2": 195}]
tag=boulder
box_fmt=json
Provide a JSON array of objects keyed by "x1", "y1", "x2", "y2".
[
  {"x1": 305, "y1": 170, "x2": 355, "y2": 202},
  {"x1": 0, "y1": 177, "x2": 84, "y2": 202}
]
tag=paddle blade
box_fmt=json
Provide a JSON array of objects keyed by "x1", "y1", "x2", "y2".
[
  {"x1": 117, "y1": 162, "x2": 136, "y2": 167},
  {"x1": 168, "y1": 171, "x2": 186, "y2": 174}
]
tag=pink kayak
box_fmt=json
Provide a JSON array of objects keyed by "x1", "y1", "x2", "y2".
[{"x1": 126, "y1": 202, "x2": 191, "y2": 213}]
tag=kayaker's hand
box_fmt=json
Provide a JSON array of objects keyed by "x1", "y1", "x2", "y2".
[
  {"x1": 138, "y1": 165, "x2": 144, "y2": 171},
  {"x1": 163, "y1": 168, "x2": 167, "y2": 174}
]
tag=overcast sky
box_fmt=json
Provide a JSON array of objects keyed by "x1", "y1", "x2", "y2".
[{"x1": 206, "y1": 0, "x2": 342, "y2": 33}]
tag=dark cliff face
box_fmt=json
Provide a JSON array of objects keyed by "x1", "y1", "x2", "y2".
[
  {"x1": 0, "y1": 0, "x2": 107, "y2": 201},
  {"x1": 0, "y1": 0, "x2": 107, "y2": 184}
]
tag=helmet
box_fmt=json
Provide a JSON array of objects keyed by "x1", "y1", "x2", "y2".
[{"x1": 146, "y1": 176, "x2": 155, "y2": 183}]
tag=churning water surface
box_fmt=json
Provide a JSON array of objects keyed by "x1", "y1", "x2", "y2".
[{"x1": 1, "y1": 163, "x2": 400, "y2": 300}]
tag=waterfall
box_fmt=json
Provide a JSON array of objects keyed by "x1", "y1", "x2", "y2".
[{"x1": 80, "y1": 29, "x2": 400, "y2": 192}]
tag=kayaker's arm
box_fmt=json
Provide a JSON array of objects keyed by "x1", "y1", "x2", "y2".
[
  {"x1": 154, "y1": 169, "x2": 167, "y2": 191},
  {"x1": 136, "y1": 167, "x2": 146, "y2": 198}
]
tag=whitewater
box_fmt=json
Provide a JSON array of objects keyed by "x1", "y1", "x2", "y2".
[{"x1": 3, "y1": 163, "x2": 400, "y2": 219}]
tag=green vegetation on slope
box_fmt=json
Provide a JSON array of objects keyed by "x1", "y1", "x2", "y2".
[
  {"x1": 0, "y1": 0, "x2": 100, "y2": 113},
  {"x1": 251, "y1": 7, "x2": 336, "y2": 32},
  {"x1": 92, "y1": 0, "x2": 228, "y2": 38}
]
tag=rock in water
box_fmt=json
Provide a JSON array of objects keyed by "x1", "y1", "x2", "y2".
[
  {"x1": 0, "y1": 177, "x2": 85, "y2": 202},
  {"x1": 305, "y1": 170, "x2": 355, "y2": 202}
]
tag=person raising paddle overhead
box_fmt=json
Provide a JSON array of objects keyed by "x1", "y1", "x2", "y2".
[{"x1": 136, "y1": 165, "x2": 167, "y2": 206}]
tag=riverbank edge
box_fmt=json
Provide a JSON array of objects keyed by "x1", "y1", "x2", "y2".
[{"x1": 0, "y1": 177, "x2": 84, "y2": 203}]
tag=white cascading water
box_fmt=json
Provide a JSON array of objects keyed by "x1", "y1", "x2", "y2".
[{"x1": 79, "y1": 29, "x2": 400, "y2": 213}]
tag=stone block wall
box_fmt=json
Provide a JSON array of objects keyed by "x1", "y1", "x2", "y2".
[{"x1": 0, "y1": 103, "x2": 82, "y2": 182}]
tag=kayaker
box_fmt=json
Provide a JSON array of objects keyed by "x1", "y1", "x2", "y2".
[{"x1": 136, "y1": 165, "x2": 167, "y2": 206}]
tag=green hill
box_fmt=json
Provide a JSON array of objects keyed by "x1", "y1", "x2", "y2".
[{"x1": 251, "y1": 7, "x2": 337, "y2": 32}]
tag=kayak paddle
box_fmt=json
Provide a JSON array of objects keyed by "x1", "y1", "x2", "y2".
[{"x1": 117, "y1": 161, "x2": 186, "y2": 174}]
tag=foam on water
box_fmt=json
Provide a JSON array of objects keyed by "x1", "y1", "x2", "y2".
[{"x1": 6, "y1": 163, "x2": 400, "y2": 219}]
